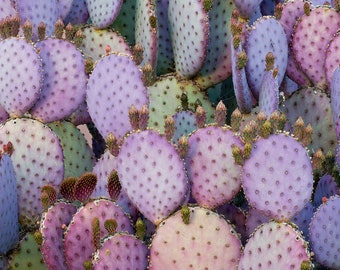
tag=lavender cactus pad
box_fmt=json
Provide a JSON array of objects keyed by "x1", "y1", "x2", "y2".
[
  {"x1": 117, "y1": 129, "x2": 188, "y2": 224},
  {"x1": 309, "y1": 195, "x2": 340, "y2": 269},
  {"x1": 92, "y1": 233, "x2": 149, "y2": 269},
  {"x1": 86, "y1": 0, "x2": 123, "y2": 28},
  {"x1": 40, "y1": 201, "x2": 77, "y2": 270},
  {"x1": 86, "y1": 53, "x2": 149, "y2": 140},
  {"x1": 238, "y1": 221, "x2": 311, "y2": 269},
  {"x1": 64, "y1": 198, "x2": 133, "y2": 269},
  {"x1": 185, "y1": 125, "x2": 243, "y2": 209},
  {"x1": 0, "y1": 37, "x2": 42, "y2": 117},
  {"x1": 313, "y1": 174, "x2": 340, "y2": 208},
  {"x1": 172, "y1": 110, "x2": 197, "y2": 143},
  {"x1": 242, "y1": 133, "x2": 313, "y2": 220},
  {"x1": 30, "y1": 38, "x2": 87, "y2": 122},
  {"x1": 64, "y1": 0, "x2": 89, "y2": 25},
  {"x1": 149, "y1": 206, "x2": 242, "y2": 269}
]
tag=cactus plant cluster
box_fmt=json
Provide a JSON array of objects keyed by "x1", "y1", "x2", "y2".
[{"x1": 0, "y1": 0, "x2": 340, "y2": 269}]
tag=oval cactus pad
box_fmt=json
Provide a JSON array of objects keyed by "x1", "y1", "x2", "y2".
[
  {"x1": 0, "y1": 118, "x2": 64, "y2": 219},
  {"x1": 168, "y1": 0, "x2": 209, "y2": 78},
  {"x1": 149, "y1": 206, "x2": 242, "y2": 269},
  {"x1": 238, "y1": 221, "x2": 311, "y2": 269},
  {"x1": 86, "y1": 53, "x2": 149, "y2": 140},
  {"x1": 117, "y1": 129, "x2": 188, "y2": 224},
  {"x1": 185, "y1": 125, "x2": 243, "y2": 209},
  {"x1": 0, "y1": 37, "x2": 42, "y2": 117},
  {"x1": 242, "y1": 133, "x2": 313, "y2": 220},
  {"x1": 86, "y1": 0, "x2": 123, "y2": 28},
  {"x1": 30, "y1": 38, "x2": 87, "y2": 122}
]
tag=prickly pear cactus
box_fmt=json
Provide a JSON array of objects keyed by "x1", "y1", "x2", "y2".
[
  {"x1": 0, "y1": 118, "x2": 64, "y2": 219},
  {"x1": 242, "y1": 133, "x2": 313, "y2": 220},
  {"x1": 86, "y1": 0, "x2": 123, "y2": 28},
  {"x1": 92, "y1": 233, "x2": 149, "y2": 269},
  {"x1": 185, "y1": 125, "x2": 244, "y2": 209},
  {"x1": 117, "y1": 129, "x2": 188, "y2": 224},
  {"x1": 149, "y1": 206, "x2": 242, "y2": 269},
  {"x1": 309, "y1": 195, "x2": 340, "y2": 269},
  {"x1": 0, "y1": 153, "x2": 19, "y2": 254},
  {"x1": 0, "y1": 37, "x2": 42, "y2": 117},
  {"x1": 238, "y1": 221, "x2": 312, "y2": 269},
  {"x1": 64, "y1": 198, "x2": 134, "y2": 270}
]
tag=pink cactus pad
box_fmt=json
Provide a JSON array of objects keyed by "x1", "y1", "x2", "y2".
[
  {"x1": 168, "y1": 0, "x2": 209, "y2": 78},
  {"x1": 238, "y1": 221, "x2": 311, "y2": 269},
  {"x1": 0, "y1": 37, "x2": 42, "y2": 117},
  {"x1": 149, "y1": 206, "x2": 242, "y2": 269},
  {"x1": 242, "y1": 133, "x2": 313, "y2": 221},
  {"x1": 86, "y1": 53, "x2": 149, "y2": 140},
  {"x1": 0, "y1": 118, "x2": 64, "y2": 219},
  {"x1": 64, "y1": 198, "x2": 133, "y2": 270},
  {"x1": 117, "y1": 129, "x2": 188, "y2": 224},
  {"x1": 185, "y1": 125, "x2": 244, "y2": 209},
  {"x1": 30, "y1": 38, "x2": 87, "y2": 122}
]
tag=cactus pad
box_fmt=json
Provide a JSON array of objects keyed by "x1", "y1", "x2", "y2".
[
  {"x1": 117, "y1": 129, "x2": 188, "y2": 224},
  {"x1": 242, "y1": 133, "x2": 313, "y2": 220},
  {"x1": 86, "y1": 53, "x2": 149, "y2": 140},
  {"x1": 238, "y1": 221, "x2": 311, "y2": 269},
  {"x1": 313, "y1": 174, "x2": 340, "y2": 208},
  {"x1": 149, "y1": 206, "x2": 242, "y2": 269},
  {"x1": 309, "y1": 195, "x2": 340, "y2": 269},
  {"x1": 86, "y1": 0, "x2": 123, "y2": 28},
  {"x1": 92, "y1": 233, "x2": 149, "y2": 269},
  {"x1": 0, "y1": 37, "x2": 42, "y2": 117},
  {"x1": 185, "y1": 125, "x2": 244, "y2": 209},
  {"x1": 64, "y1": 0, "x2": 89, "y2": 25}
]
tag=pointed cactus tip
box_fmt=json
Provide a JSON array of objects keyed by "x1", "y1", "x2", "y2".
[
  {"x1": 232, "y1": 34, "x2": 241, "y2": 49},
  {"x1": 65, "y1": 23, "x2": 74, "y2": 41},
  {"x1": 164, "y1": 115, "x2": 176, "y2": 141},
  {"x1": 195, "y1": 105, "x2": 207, "y2": 128},
  {"x1": 85, "y1": 57, "x2": 94, "y2": 75},
  {"x1": 132, "y1": 43, "x2": 144, "y2": 65},
  {"x1": 231, "y1": 108, "x2": 242, "y2": 132},
  {"x1": 104, "y1": 219, "x2": 118, "y2": 235},
  {"x1": 84, "y1": 260, "x2": 94, "y2": 270},
  {"x1": 265, "y1": 52, "x2": 275, "y2": 71},
  {"x1": 23, "y1": 19, "x2": 33, "y2": 42},
  {"x1": 304, "y1": 2, "x2": 311, "y2": 16},
  {"x1": 177, "y1": 135, "x2": 189, "y2": 159},
  {"x1": 214, "y1": 101, "x2": 227, "y2": 127},
  {"x1": 136, "y1": 217, "x2": 146, "y2": 240},
  {"x1": 139, "y1": 104, "x2": 149, "y2": 130},
  {"x1": 92, "y1": 217, "x2": 100, "y2": 250},
  {"x1": 260, "y1": 120, "x2": 272, "y2": 138},
  {"x1": 274, "y1": 3, "x2": 283, "y2": 20},
  {"x1": 54, "y1": 18, "x2": 64, "y2": 39},
  {"x1": 312, "y1": 149, "x2": 325, "y2": 171},
  {"x1": 106, "y1": 133, "x2": 120, "y2": 156},
  {"x1": 232, "y1": 145, "x2": 244, "y2": 165},
  {"x1": 180, "y1": 92, "x2": 189, "y2": 111},
  {"x1": 33, "y1": 231, "x2": 43, "y2": 246},
  {"x1": 203, "y1": 0, "x2": 213, "y2": 12},
  {"x1": 37, "y1": 21, "x2": 46, "y2": 41},
  {"x1": 129, "y1": 104, "x2": 140, "y2": 131},
  {"x1": 237, "y1": 51, "x2": 248, "y2": 69},
  {"x1": 181, "y1": 205, "x2": 191, "y2": 225},
  {"x1": 107, "y1": 170, "x2": 121, "y2": 201}
]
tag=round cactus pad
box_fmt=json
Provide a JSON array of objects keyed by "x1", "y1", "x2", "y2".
[
  {"x1": 185, "y1": 125, "x2": 243, "y2": 209},
  {"x1": 86, "y1": 0, "x2": 122, "y2": 28},
  {"x1": 117, "y1": 129, "x2": 188, "y2": 224},
  {"x1": 0, "y1": 37, "x2": 42, "y2": 117},
  {"x1": 64, "y1": 199, "x2": 133, "y2": 269},
  {"x1": 238, "y1": 221, "x2": 311, "y2": 269},
  {"x1": 245, "y1": 16, "x2": 288, "y2": 100},
  {"x1": 30, "y1": 38, "x2": 87, "y2": 122},
  {"x1": 242, "y1": 133, "x2": 313, "y2": 220},
  {"x1": 168, "y1": 0, "x2": 209, "y2": 78},
  {"x1": 0, "y1": 118, "x2": 64, "y2": 219},
  {"x1": 40, "y1": 201, "x2": 77, "y2": 270},
  {"x1": 92, "y1": 233, "x2": 149, "y2": 269},
  {"x1": 86, "y1": 53, "x2": 149, "y2": 140},
  {"x1": 309, "y1": 195, "x2": 340, "y2": 269},
  {"x1": 149, "y1": 206, "x2": 242, "y2": 269},
  {"x1": 64, "y1": 0, "x2": 89, "y2": 25}
]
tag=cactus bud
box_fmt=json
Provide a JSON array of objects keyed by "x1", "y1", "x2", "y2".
[
  {"x1": 293, "y1": 116, "x2": 305, "y2": 142},
  {"x1": 232, "y1": 145, "x2": 244, "y2": 165},
  {"x1": 65, "y1": 23, "x2": 74, "y2": 41},
  {"x1": 104, "y1": 219, "x2": 118, "y2": 235},
  {"x1": 73, "y1": 28, "x2": 84, "y2": 48},
  {"x1": 180, "y1": 92, "x2": 189, "y2": 111},
  {"x1": 23, "y1": 19, "x2": 33, "y2": 42},
  {"x1": 129, "y1": 104, "x2": 140, "y2": 131},
  {"x1": 92, "y1": 217, "x2": 100, "y2": 250},
  {"x1": 37, "y1": 21, "x2": 46, "y2": 41},
  {"x1": 265, "y1": 52, "x2": 275, "y2": 71},
  {"x1": 242, "y1": 120, "x2": 258, "y2": 143},
  {"x1": 107, "y1": 170, "x2": 121, "y2": 201},
  {"x1": 230, "y1": 108, "x2": 242, "y2": 132},
  {"x1": 135, "y1": 217, "x2": 146, "y2": 240},
  {"x1": 260, "y1": 120, "x2": 272, "y2": 138},
  {"x1": 177, "y1": 135, "x2": 189, "y2": 159},
  {"x1": 106, "y1": 133, "x2": 120, "y2": 157},
  {"x1": 243, "y1": 142, "x2": 252, "y2": 159},
  {"x1": 302, "y1": 123, "x2": 313, "y2": 147},
  {"x1": 195, "y1": 105, "x2": 206, "y2": 128},
  {"x1": 237, "y1": 51, "x2": 248, "y2": 69},
  {"x1": 132, "y1": 43, "x2": 144, "y2": 65},
  {"x1": 274, "y1": 2, "x2": 283, "y2": 20},
  {"x1": 164, "y1": 115, "x2": 176, "y2": 141},
  {"x1": 139, "y1": 104, "x2": 149, "y2": 130},
  {"x1": 85, "y1": 57, "x2": 94, "y2": 75},
  {"x1": 214, "y1": 101, "x2": 227, "y2": 127},
  {"x1": 54, "y1": 18, "x2": 64, "y2": 39},
  {"x1": 312, "y1": 149, "x2": 325, "y2": 171},
  {"x1": 181, "y1": 205, "x2": 191, "y2": 224},
  {"x1": 33, "y1": 231, "x2": 43, "y2": 246},
  {"x1": 84, "y1": 260, "x2": 93, "y2": 270},
  {"x1": 304, "y1": 2, "x2": 311, "y2": 16}
]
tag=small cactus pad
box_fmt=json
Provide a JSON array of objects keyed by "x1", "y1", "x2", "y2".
[
  {"x1": 149, "y1": 206, "x2": 242, "y2": 269},
  {"x1": 79, "y1": 26, "x2": 131, "y2": 61},
  {"x1": 135, "y1": 0, "x2": 158, "y2": 69},
  {"x1": 185, "y1": 125, "x2": 244, "y2": 209},
  {"x1": 30, "y1": 38, "x2": 87, "y2": 122},
  {"x1": 324, "y1": 30, "x2": 340, "y2": 92},
  {"x1": 171, "y1": 110, "x2": 197, "y2": 143},
  {"x1": 309, "y1": 195, "x2": 340, "y2": 269},
  {"x1": 313, "y1": 174, "x2": 340, "y2": 208},
  {"x1": 117, "y1": 129, "x2": 188, "y2": 224},
  {"x1": 0, "y1": 37, "x2": 42, "y2": 117},
  {"x1": 64, "y1": 0, "x2": 89, "y2": 25},
  {"x1": 278, "y1": 0, "x2": 311, "y2": 87},
  {"x1": 40, "y1": 201, "x2": 77, "y2": 270},
  {"x1": 8, "y1": 232, "x2": 47, "y2": 270},
  {"x1": 64, "y1": 198, "x2": 134, "y2": 269},
  {"x1": 0, "y1": 154, "x2": 19, "y2": 254},
  {"x1": 16, "y1": 0, "x2": 59, "y2": 40},
  {"x1": 168, "y1": 0, "x2": 209, "y2": 78},
  {"x1": 147, "y1": 75, "x2": 215, "y2": 132},
  {"x1": 291, "y1": 5, "x2": 340, "y2": 89},
  {"x1": 0, "y1": 118, "x2": 64, "y2": 219},
  {"x1": 86, "y1": 0, "x2": 123, "y2": 28},
  {"x1": 280, "y1": 87, "x2": 337, "y2": 154},
  {"x1": 290, "y1": 201, "x2": 314, "y2": 241},
  {"x1": 194, "y1": 0, "x2": 235, "y2": 88},
  {"x1": 92, "y1": 233, "x2": 149, "y2": 269},
  {"x1": 245, "y1": 16, "x2": 288, "y2": 100},
  {"x1": 242, "y1": 133, "x2": 313, "y2": 220},
  {"x1": 86, "y1": 53, "x2": 149, "y2": 140},
  {"x1": 238, "y1": 221, "x2": 311, "y2": 269},
  {"x1": 47, "y1": 121, "x2": 95, "y2": 178}
]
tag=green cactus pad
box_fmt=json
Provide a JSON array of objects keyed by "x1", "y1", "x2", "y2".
[{"x1": 149, "y1": 206, "x2": 242, "y2": 269}]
